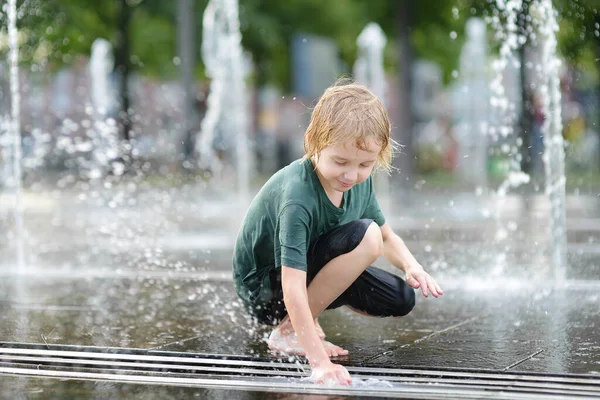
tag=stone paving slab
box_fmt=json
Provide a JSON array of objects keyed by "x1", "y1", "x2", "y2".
[{"x1": 1, "y1": 275, "x2": 598, "y2": 376}]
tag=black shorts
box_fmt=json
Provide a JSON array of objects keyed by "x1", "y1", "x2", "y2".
[{"x1": 249, "y1": 219, "x2": 416, "y2": 325}]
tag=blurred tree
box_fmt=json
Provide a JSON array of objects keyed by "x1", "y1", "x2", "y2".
[
  {"x1": 8, "y1": 0, "x2": 480, "y2": 84},
  {"x1": 554, "y1": 0, "x2": 600, "y2": 75},
  {"x1": 8, "y1": 0, "x2": 599, "y2": 172},
  {"x1": 236, "y1": 0, "x2": 475, "y2": 89},
  {"x1": 363, "y1": 0, "x2": 475, "y2": 186},
  {"x1": 554, "y1": 0, "x2": 600, "y2": 164},
  {"x1": 237, "y1": 0, "x2": 369, "y2": 88},
  {"x1": 236, "y1": 0, "x2": 475, "y2": 186},
  {"x1": 12, "y1": 0, "x2": 178, "y2": 77},
  {"x1": 9, "y1": 0, "x2": 597, "y2": 97},
  {"x1": 8, "y1": 0, "x2": 178, "y2": 169},
  {"x1": 114, "y1": 0, "x2": 132, "y2": 151},
  {"x1": 395, "y1": 0, "x2": 416, "y2": 187},
  {"x1": 4, "y1": 0, "x2": 484, "y2": 182},
  {"x1": 519, "y1": 2, "x2": 534, "y2": 176}
]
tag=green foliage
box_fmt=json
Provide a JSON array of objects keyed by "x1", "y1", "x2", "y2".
[
  {"x1": 129, "y1": 8, "x2": 178, "y2": 78},
  {"x1": 554, "y1": 0, "x2": 600, "y2": 84},
  {"x1": 4, "y1": 0, "x2": 167, "y2": 75},
  {"x1": 10, "y1": 0, "x2": 116, "y2": 70},
  {"x1": 239, "y1": 0, "x2": 375, "y2": 87},
  {"x1": 5, "y1": 0, "x2": 600, "y2": 89}
]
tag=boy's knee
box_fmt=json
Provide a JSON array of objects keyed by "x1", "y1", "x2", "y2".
[
  {"x1": 359, "y1": 220, "x2": 383, "y2": 261},
  {"x1": 393, "y1": 281, "x2": 416, "y2": 317}
]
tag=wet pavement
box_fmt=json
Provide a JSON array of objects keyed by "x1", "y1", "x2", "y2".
[
  {"x1": 1, "y1": 183, "x2": 600, "y2": 398},
  {"x1": 0, "y1": 275, "x2": 599, "y2": 398},
  {"x1": 1, "y1": 274, "x2": 599, "y2": 373}
]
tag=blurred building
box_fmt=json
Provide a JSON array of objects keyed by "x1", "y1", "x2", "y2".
[{"x1": 291, "y1": 33, "x2": 342, "y2": 100}]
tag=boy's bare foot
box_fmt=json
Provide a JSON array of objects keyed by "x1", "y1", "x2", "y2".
[
  {"x1": 275, "y1": 316, "x2": 325, "y2": 339},
  {"x1": 267, "y1": 328, "x2": 348, "y2": 357}
]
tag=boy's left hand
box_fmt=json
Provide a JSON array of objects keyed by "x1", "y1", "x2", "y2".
[{"x1": 405, "y1": 265, "x2": 443, "y2": 298}]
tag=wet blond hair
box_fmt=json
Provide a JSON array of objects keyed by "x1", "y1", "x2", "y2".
[{"x1": 303, "y1": 79, "x2": 394, "y2": 172}]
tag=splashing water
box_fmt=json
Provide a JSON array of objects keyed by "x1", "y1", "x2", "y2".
[
  {"x1": 197, "y1": 0, "x2": 251, "y2": 202},
  {"x1": 487, "y1": 0, "x2": 526, "y2": 275},
  {"x1": 533, "y1": 0, "x2": 566, "y2": 281},
  {"x1": 8, "y1": 0, "x2": 25, "y2": 271},
  {"x1": 488, "y1": 0, "x2": 522, "y2": 162},
  {"x1": 457, "y1": 17, "x2": 489, "y2": 187},
  {"x1": 488, "y1": 0, "x2": 566, "y2": 282},
  {"x1": 295, "y1": 374, "x2": 395, "y2": 388},
  {"x1": 89, "y1": 38, "x2": 120, "y2": 176},
  {"x1": 353, "y1": 22, "x2": 391, "y2": 208},
  {"x1": 354, "y1": 22, "x2": 387, "y2": 104}
]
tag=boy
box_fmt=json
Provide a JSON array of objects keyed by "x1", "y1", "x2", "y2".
[{"x1": 233, "y1": 81, "x2": 443, "y2": 385}]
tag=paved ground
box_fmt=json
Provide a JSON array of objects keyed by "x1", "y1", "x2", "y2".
[
  {"x1": 1, "y1": 274, "x2": 599, "y2": 373},
  {"x1": 0, "y1": 275, "x2": 599, "y2": 398},
  {"x1": 0, "y1": 183, "x2": 599, "y2": 398}
]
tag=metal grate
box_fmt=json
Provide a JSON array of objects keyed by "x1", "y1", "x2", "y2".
[{"x1": 1, "y1": 342, "x2": 599, "y2": 399}]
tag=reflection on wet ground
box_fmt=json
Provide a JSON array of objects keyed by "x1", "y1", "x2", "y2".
[
  {"x1": 1, "y1": 188, "x2": 600, "y2": 397},
  {"x1": 0, "y1": 274, "x2": 599, "y2": 398},
  {"x1": 1, "y1": 275, "x2": 599, "y2": 373}
]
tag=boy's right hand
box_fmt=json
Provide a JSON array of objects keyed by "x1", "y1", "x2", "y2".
[{"x1": 310, "y1": 362, "x2": 352, "y2": 386}]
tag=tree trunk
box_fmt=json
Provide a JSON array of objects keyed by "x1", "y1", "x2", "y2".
[
  {"x1": 517, "y1": 0, "x2": 535, "y2": 176},
  {"x1": 395, "y1": 0, "x2": 415, "y2": 190},
  {"x1": 114, "y1": 0, "x2": 133, "y2": 162},
  {"x1": 518, "y1": 44, "x2": 534, "y2": 175},
  {"x1": 596, "y1": 40, "x2": 600, "y2": 171},
  {"x1": 178, "y1": 0, "x2": 196, "y2": 168}
]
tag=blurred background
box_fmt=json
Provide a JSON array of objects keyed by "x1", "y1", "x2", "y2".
[
  {"x1": 0, "y1": 0, "x2": 599, "y2": 281},
  {"x1": 0, "y1": 0, "x2": 598, "y2": 191}
]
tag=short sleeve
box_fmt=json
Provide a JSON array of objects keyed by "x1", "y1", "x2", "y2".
[
  {"x1": 361, "y1": 177, "x2": 386, "y2": 226},
  {"x1": 278, "y1": 203, "x2": 311, "y2": 271}
]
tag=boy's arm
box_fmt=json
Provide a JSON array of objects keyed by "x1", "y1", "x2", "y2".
[
  {"x1": 380, "y1": 223, "x2": 443, "y2": 298},
  {"x1": 281, "y1": 266, "x2": 330, "y2": 366}
]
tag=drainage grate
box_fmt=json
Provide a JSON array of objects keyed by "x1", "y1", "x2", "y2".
[{"x1": 1, "y1": 342, "x2": 599, "y2": 399}]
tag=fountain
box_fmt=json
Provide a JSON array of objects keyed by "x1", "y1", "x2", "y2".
[
  {"x1": 197, "y1": 0, "x2": 251, "y2": 202},
  {"x1": 533, "y1": 0, "x2": 566, "y2": 282},
  {"x1": 89, "y1": 38, "x2": 119, "y2": 177},
  {"x1": 353, "y1": 22, "x2": 391, "y2": 210},
  {"x1": 354, "y1": 23, "x2": 387, "y2": 105},
  {"x1": 7, "y1": 0, "x2": 25, "y2": 271},
  {"x1": 487, "y1": 0, "x2": 566, "y2": 282},
  {"x1": 455, "y1": 17, "x2": 490, "y2": 187}
]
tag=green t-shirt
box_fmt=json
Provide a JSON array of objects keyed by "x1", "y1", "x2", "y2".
[{"x1": 232, "y1": 158, "x2": 385, "y2": 306}]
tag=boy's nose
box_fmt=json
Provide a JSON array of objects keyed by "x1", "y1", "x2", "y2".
[{"x1": 343, "y1": 170, "x2": 358, "y2": 182}]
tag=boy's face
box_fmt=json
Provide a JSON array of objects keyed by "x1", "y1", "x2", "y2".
[{"x1": 314, "y1": 138, "x2": 380, "y2": 194}]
